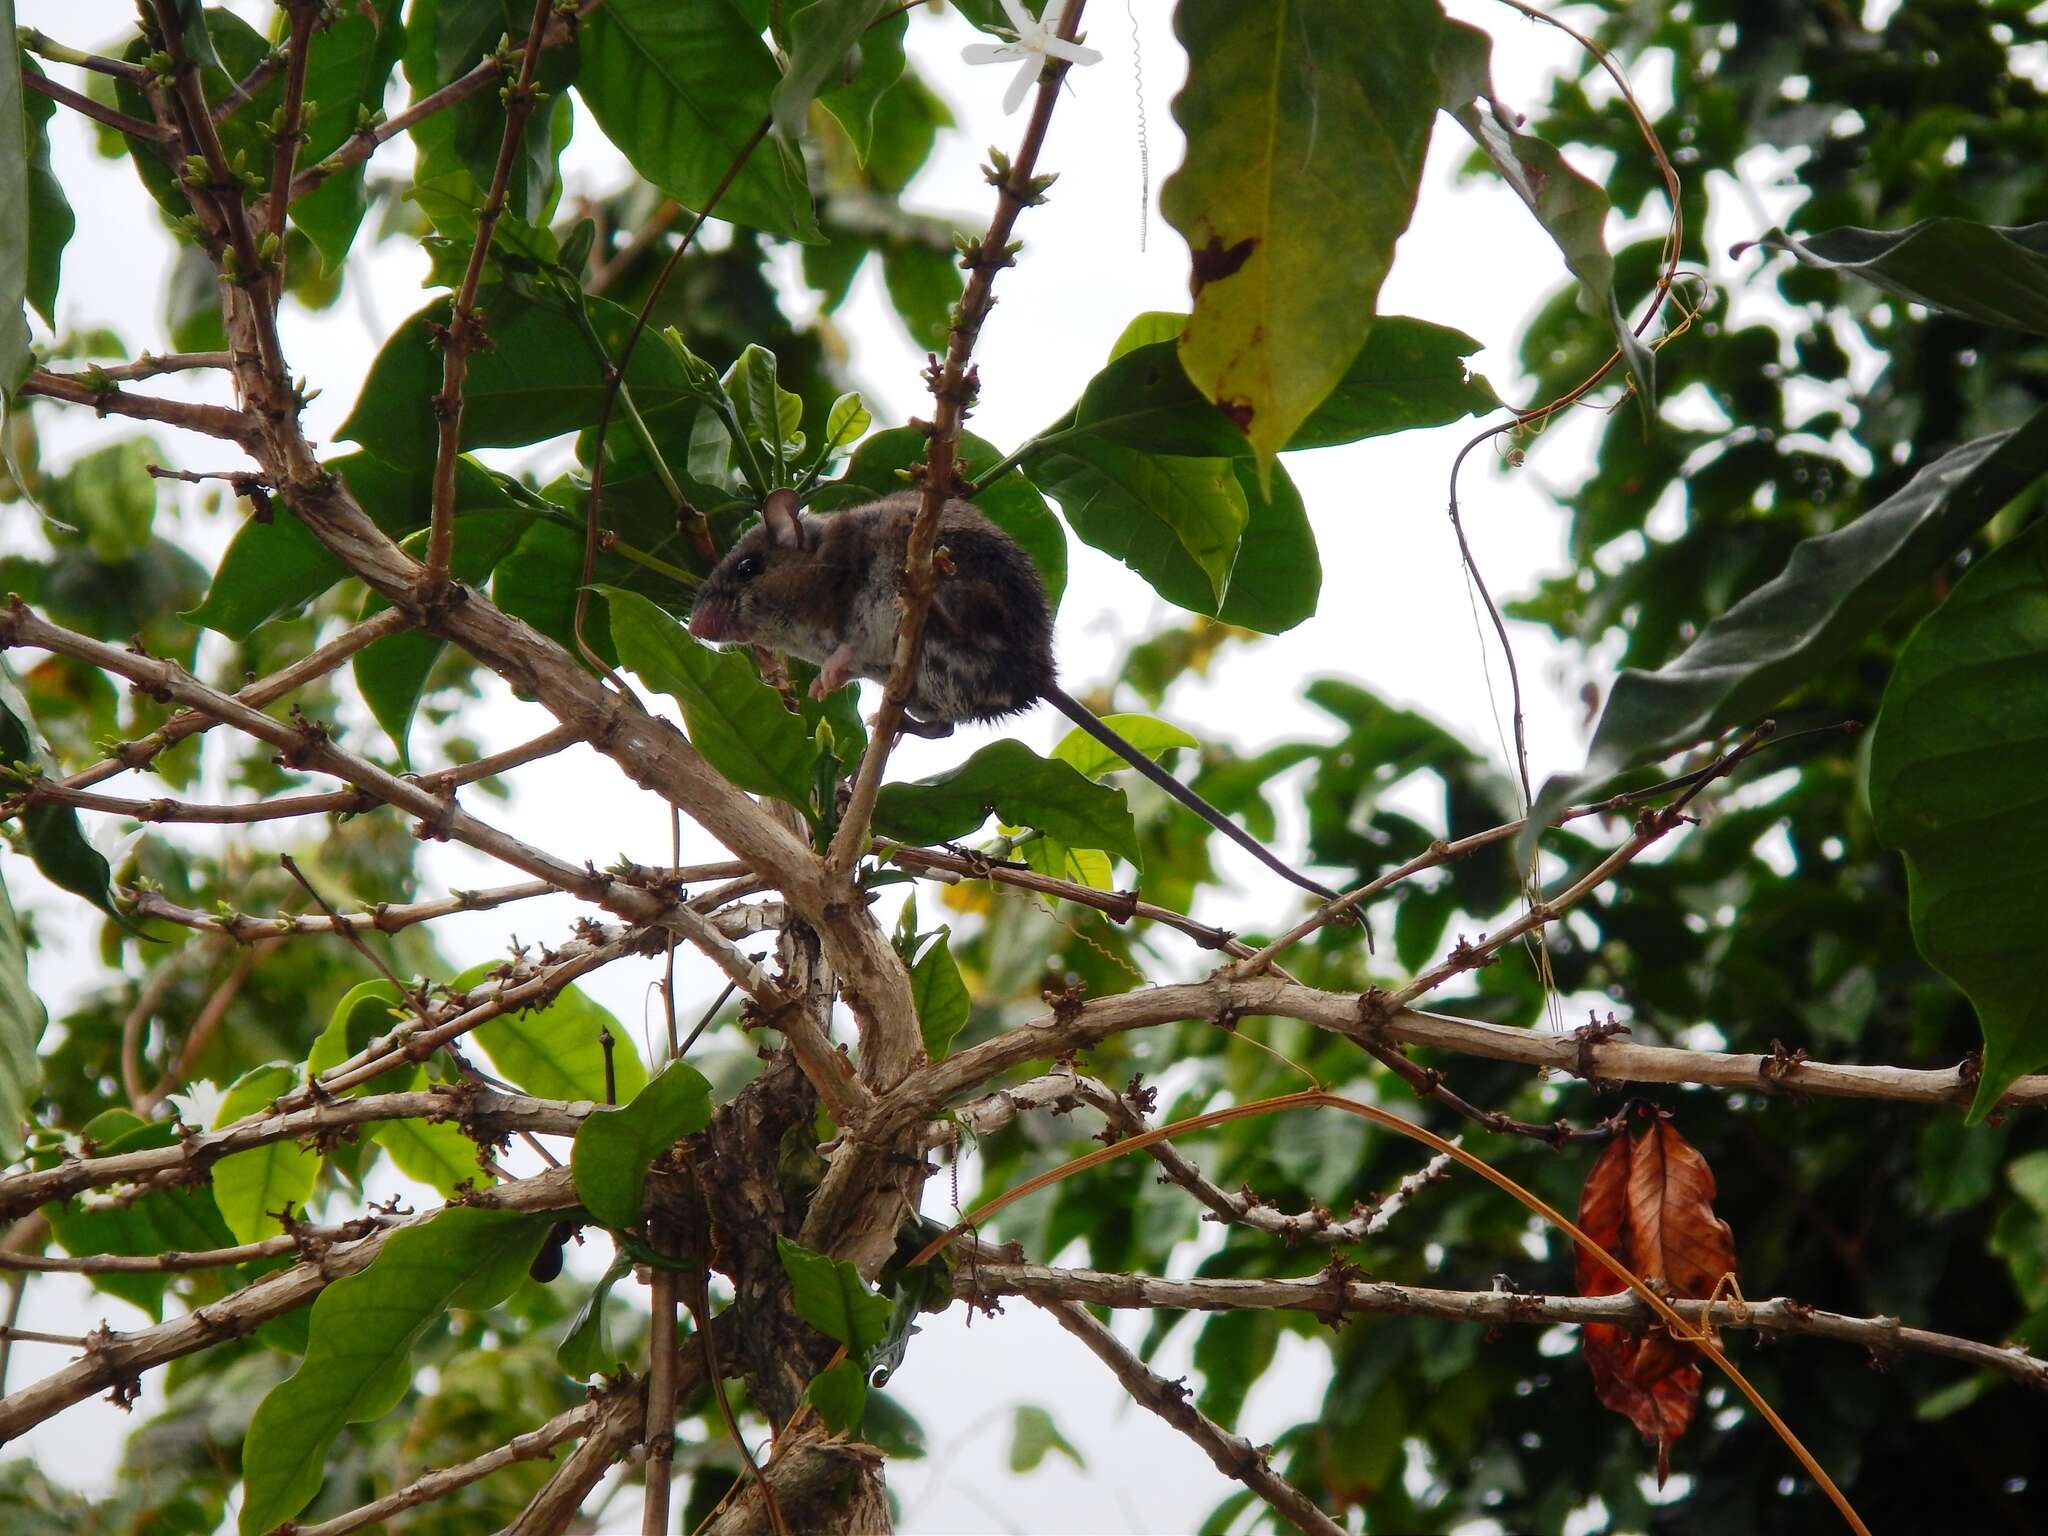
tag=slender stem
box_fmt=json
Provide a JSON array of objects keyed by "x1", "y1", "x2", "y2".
[
  {"x1": 265, "y1": 3, "x2": 320, "y2": 266},
  {"x1": 826, "y1": 1, "x2": 1090, "y2": 886},
  {"x1": 17, "y1": 30, "x2": 149, "y2": 83},
  {"x1": 643, "y1": 1267, "x2": 679, "y2": 1536},
  {"x1": 424, "y1": 0, "x2": 557, "y2": 588},
  {"x1": 19, "y1": 71, "x2": 166, "y2": 142}
]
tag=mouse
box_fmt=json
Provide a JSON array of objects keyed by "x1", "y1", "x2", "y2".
[{"x1": 688, "y1": 488, "x2": 1341, "y2": 904}]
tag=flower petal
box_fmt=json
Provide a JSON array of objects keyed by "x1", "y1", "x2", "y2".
[
  {"x1": 962, "y1": 41, "x2": 1023, "y2": 64},
  {"x1": 997, "y1": 0, "x2": 1038, "y2": 34},
  {"x1": 1002, "y1": 56, "x2": 1039, "y2": 113},
  {"x1": 1042, "y1": 38, "x2": 1103, "y2": 67}
]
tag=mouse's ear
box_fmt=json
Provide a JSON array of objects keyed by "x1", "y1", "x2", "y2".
[{"x1": 761, "y1": 488, "x2": 803, "y2": 549}]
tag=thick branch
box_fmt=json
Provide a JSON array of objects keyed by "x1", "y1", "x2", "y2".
[
  {"x1": 878, "y1": 977, "x2": 2048, "y2": 1139},
  {"x1": 20, "y1": 370, "x2": 262, "y2": 449},
  {"x1": 963, "y1": 1263, "x2": 2048, "y2": 1392}
]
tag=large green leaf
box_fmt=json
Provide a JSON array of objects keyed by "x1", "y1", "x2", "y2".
[
  {"x1": 354, "y1": 510, "x2": 535, "y2": 761},
  {"x1": 1159, "y1": 0, "x2": 1443, "y2": 467},
  {"x1": 1870, "y1": 522, "x2": 2048, "y2": 1120},
  {"x1": 406, "y1": 0, "x2": 573, "y2": 228},
  {"x1": 337, "y1": 286, "x2": 697, "y2": 470},
  {"x1": 0, "y1": 659, "x2": 134, "y2": 929},
  {"x1": 1, "y1": 10, "x2": 33, "y2": 393},
  {"x1": 1740, "y1": 219, "x2": 2048, "y2": 337},
  {"x1": 607, "y1": 587, "x2": 817, "y2": 813},
  {"x1": 0, "y1": 869, "x2": 42, "y2": 1165},
  {"x1": 460, "y1": 965, "x2": 648, "y2": 1104},
  {"x1": 1050, "y1": 318, "x2": 1496, "y2": 460},
  {"x1": 572, "y1": 1060, "x2": 714, "y2": 1228},
  {"x1": 1436, "y1": 18, "x2": 1655, "y2": 412},
  {"x1": 1532, "y1": 405, "x2": 2048, "y2": 839},
  {"x1": 1031, "y1": 441, "x2": 1245, "y2": 606},
  {"x1": 775, "y1": 1235, "x2": 890, "y2": 1352},
  {"x1": 238, "y1": 1205, "x2": 556, "y2": 1534},
  {"x1": 19, "y1": 56, "x2": 74, "y2": 329},
  {"x1": 1031, "y1": 450, "x2": 1320, "y2": 634},
  {"x1": 827, "y1": 427, "x2": 1067, "y2": 611},
  {"x1": 212, "y1": 1065, "x2": 321, "y2": 1246},
  {"x1": 576, "y1": 0, "x2": 818, "y2": 241},
  {"x1": 872, "y1": 740, "x2": 1141, "y2": 864}
]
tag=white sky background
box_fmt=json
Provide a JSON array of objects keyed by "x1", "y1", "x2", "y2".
[{"x1": 2, "y1": 1, "x2": 1811, "y2": 1530}]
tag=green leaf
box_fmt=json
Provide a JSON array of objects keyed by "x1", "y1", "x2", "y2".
[
  {"x1": 373, "y1": 1117, "x2": 487, "y2": 1198},
  {"x1": 1108, "y1": 311, "x2": 1187, "y2": 360},
  {"x1": 288, "y1": 0, "x2": 406, "y2": 269},
  {"x1": 19, "y1": 57, "x2": 74, "y2": 329},
  {"x1": 724, "y1": 344, "x2": 805, "y2": 474},
  {"x1": 775, "y1": 1235, "x2": 891, "y2": 1353},
  {"x1": 572, "y1": 1060, "x2": 715, "y2": 1228},
  {"x1": 490, "y1": 519, "x2": 620, "y2": 669},
  {"x1": 773, "y1": 0, "x2": 893, "y2": 143},
  {"x1": 1160, "y1": 0, "x2": 1443, "y2": 468},
  {"x1": 1437, "y1": 18, "x2": 1655, "y2": 412},
  {"x1": 1052, "y1": 319, "x2": 1495, "y2": 460},
  {"x1": 1051, "y1": 714, "x2": 1198, "y2": 781},
  {"x1": 607, "y1": 587, "x2": 817, "y2": 812},
  {"x1": 576, "y1": 0, "x2": 819, "y2": 242},
  {"x1": 1009, "y1": 1404, "x2": 1084, "y2": 1473},
  {"x1": 355, "y1": 510, "x2": 535, "y2": 761},
  {"x1": 880, "y1": 242, "x2": 962, "y2": 353},
  {"x1": 908, "y1": 928, "x2": 969, "y2": 1061},
  {"x1": 558, "y1": 1255, "x2": 635, "y2": 1379},
  {"x1": 460, "y1": 964, "x2": 649, "y2": 1104},
  {"x1": 338, "y1": 285, "x2": 698, "y2": 470},
  {"x1": 831, "y1": 427, "x2": 1067, "y2": 611},
  {"x1": 1531, "y1": 405, "x2": 2048, "y2": 843},
  {"x1": 0, "y1": 659, "x2": 136, "y2": 930},
  {"x1": 872, "y1": 740, "x2": 1141, "y2": 864},
  {"x1": 238, "y1": 1205, "x2": 556, "y2": 1534},
  {"x1": 817, "y1": 3, "x2": 907, "y2": 161},
  {"x1": 0, "y1": 869, "x2": 43, "y2": 1164},
  {"x1": 1, "y1": 14, "x2": 34, "y2": 394},
  {"x1": 1031, "y1": 440, "x2": 1246, "y2": 605},
  {"x1": 1739, "y1": 219, "x2": 2048, "y2": 337},
  {"x1": 212, "y1": 1065, "x2": 321, "y2": 1246},
  {"x1": 307, "y1": 979, "x2": 411, "y2": 1094},
  {"x1": 807, "y1": 1356, "x2": 869, "y2": 1433},
  {"x1": 1033, "y1": 436, "x2": 1263, "y2": 616},
  {"x1": 1869, "y1": 522, "x2": 2048, "y2": 1120}
]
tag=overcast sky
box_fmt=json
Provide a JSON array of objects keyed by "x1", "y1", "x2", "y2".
[{"x1": 5, "y1": 2, "x2": 1804, "y2": 1529}]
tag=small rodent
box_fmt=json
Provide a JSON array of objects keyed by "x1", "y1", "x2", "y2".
[{"x1": 689, "y1": 489, "x2": 1339, "y2": 902}]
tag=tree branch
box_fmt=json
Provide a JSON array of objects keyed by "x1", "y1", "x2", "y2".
[
  {"x1": 962, "y1": 1263, "x2": 2048, "y2": 1393},
  {"x1": 20, "y1": 370, "x2": 262, "y2": 449},
  {"x1": 1017, "y1": 1277, "x2": 1343, "y2": 1536},
  {"x1": 0, "y1": 1166, "x2": 580, "y2": 1440},
  {"x1": 502, "y1": 1379, "x2": 648, "y2": 1536},
  {"x1": 287, "y1": 1394, "x2": 614, "y2": 1536}
]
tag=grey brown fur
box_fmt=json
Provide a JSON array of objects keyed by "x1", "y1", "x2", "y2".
[{"x1": 689, "y1": 492, "x2": 1339, "y2": 901}]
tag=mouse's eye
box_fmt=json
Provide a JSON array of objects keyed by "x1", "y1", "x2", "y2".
[{"x1": 732, "y1": 554, "x2": 763, "y2": 583}]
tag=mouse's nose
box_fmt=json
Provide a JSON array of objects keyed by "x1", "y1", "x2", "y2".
[{"x1": 688, "y1": 599, "x2": 734, "y2": 642}]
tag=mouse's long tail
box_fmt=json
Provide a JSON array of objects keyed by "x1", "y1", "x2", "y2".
[{"x1": 1042, "y1": 684, "x2": 1341, "y2": 904}]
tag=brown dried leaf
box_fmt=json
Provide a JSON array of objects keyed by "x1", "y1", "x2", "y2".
[{"x1": 1574, "y1": 1116, "x2": 1738, "y2": 1484}]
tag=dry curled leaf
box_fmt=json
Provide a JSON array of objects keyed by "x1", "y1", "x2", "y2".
[{"x1": 1575, "y1": 1115, "x2": 1737, "y2": 1484}]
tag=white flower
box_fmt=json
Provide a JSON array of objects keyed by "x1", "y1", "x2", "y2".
[
  {"x1": 163, "y1": 1079, "x2": 228, "y2": 1131},
  {"x1": 961, "y1": 0, "x2": 1103, "y2": 114}
]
